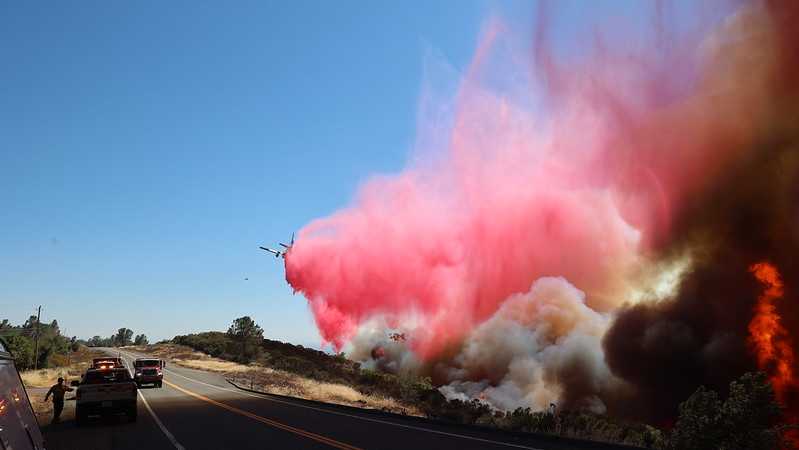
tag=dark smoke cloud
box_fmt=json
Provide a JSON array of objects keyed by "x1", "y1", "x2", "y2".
[{"x1": 604, "y1": 1, "x2": 799, "y2": 422}]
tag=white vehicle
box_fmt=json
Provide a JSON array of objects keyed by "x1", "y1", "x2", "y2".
[
  {"x1": 0, "y1": 338, "x2": 46, "y2": 449},
  {"x1": 72, "y1": 367, "x2": 137, "y2": 425}
]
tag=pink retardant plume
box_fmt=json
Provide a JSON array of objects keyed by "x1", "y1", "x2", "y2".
[{"x1": 285, "y1": 2, "x2": 773, "y2": 357}]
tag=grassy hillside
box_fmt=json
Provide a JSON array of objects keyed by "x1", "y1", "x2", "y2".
[
  {"x1": 135, "y1": 342, "x2": 419, "y2": 414},
  {"x1": 172, "y1": 331, "x2": 436, "y2": 404},
  {"x1": 161, "y1": 322, "x2": 790, "y2": 449},
  {"x1": 164, "y1": 331, "x2": 666, "y2": 447}
]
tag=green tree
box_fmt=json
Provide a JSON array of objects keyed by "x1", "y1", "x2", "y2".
[
  {"x1": 2, "y1": 318, "x2": 78, "y2": 369},
  {"x1": 134, "y1": 334, "x2": 149, "y2": 346},
  {"x1": 23, "y1": 315, "x2": 38, "y2": 329},
  {"x1": 5, "y1": 335, "x2": 34, "y2": 370},
  {"x1": 70, "y1": 336, "x2": 80, "y2": 352},
  {"x1": 37, "y1": 345, "x2": 54, "y2": 369},
  {"x1": 226, "y1": 316, "x2": 263, "y2": 363},
  {"x1": 669, "y1": 372, "x2": 783, "y2": 450},
  {"x1": 719, "y1": 372, "x2": 782, "y2": 449},
  {"x1": 113, "y1": 328, "x2": 134, "y2": 347},
  {"x1": 49, "y1": 319, "x2": 60, "y2": 336}
]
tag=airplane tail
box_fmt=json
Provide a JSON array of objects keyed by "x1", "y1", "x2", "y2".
[{"x1": 279, "y1": 232, "x2": 295, "y2": 249}]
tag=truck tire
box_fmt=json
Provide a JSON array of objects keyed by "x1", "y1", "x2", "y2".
[
  {"x1": 75, "y1": 407, "x2": 85, "y2": 427},
  {"x1": 128, "y1": 406, "x2": 138, "y2": 422},
  {"x1": 157, "y1": 381, "x2": 163, "y2": 388}
]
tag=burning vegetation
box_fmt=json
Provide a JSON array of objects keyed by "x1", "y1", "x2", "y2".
[{"x1": 749, "y1": 262, "x2": 795, "y2": 404}]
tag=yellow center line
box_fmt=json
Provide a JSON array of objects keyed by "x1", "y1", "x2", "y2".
[{"x1": 163, "y1": 380, "x2": 362, "y2": 450}]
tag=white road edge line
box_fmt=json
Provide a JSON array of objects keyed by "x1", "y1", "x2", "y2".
[
  {"x1": 163, "y1": 364, "x2": 543, "y2": 450},
  {"x1": 137, "y1": 390, "x2": 186, "y2": 450},
  {"x1": 117, "y1": 351, "x2": 185, "y2": 450}
]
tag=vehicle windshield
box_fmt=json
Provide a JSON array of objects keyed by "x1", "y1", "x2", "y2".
[
  {"x1": 83, "y1": 370, "x2": 131, "y2": 384},
  {"x1": 134, "y1": 359, "x2": 160, "y2": 367}
]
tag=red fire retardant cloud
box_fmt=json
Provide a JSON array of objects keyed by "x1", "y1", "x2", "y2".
[{"x1": 285, "y1": 1, "x2": 786, "y2": 359}]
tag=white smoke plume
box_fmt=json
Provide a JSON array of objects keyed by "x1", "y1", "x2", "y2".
[
  {"x1": 345, "y1": 317, "x2": 420, "y2": 375},
  {"x1": 436, "y1": 277, "x2": 617, "y2": 413},
  {"x1": 347, "y1": 277, "x2": 622, "y2": 413}
]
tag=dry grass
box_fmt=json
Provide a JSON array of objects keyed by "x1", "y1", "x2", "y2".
[
  {"x1": 128, "y1": 344, "x2": 251, "y2": 373},
  {"x1": 229, "y1": 367, "x2": 417, "y2": 414},
  {"x1": 20, "y1": 347, "x2": 104, "y2": 388},
  {"x1": 126, "y1": 344, "x2": 204, "y2": 361},
  {"x1": 26, "y1": 389, "x2": 55, "y2": 424},
  {"x1": 175, "y1": 359, "x2": 250, "y2": 373},
  {"x1": 21, "y1": 368, "x2": 76, "y2": 388},
  {"x1": 137, "y1": 344, "x2": 420, "y2": 415}
]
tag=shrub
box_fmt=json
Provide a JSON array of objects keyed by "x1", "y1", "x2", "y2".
[
  {"x1": 173, "y1": 332, "x2": 232, "y2": 358},
  {"x1": 668, "y1": 372, "x2": 784, "y2": 450}
]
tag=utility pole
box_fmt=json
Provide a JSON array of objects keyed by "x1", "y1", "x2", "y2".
[{"x1": 33, "y1": 306, "x2": 41, "y2": 370}]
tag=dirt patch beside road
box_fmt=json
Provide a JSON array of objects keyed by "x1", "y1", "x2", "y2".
[{"x1": 26, "y1": 388, "x2": 55, "y2": 424}]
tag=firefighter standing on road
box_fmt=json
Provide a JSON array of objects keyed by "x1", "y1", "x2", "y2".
[{"x1": 44, "y1": 377, "x2": 73, "y2": 423}]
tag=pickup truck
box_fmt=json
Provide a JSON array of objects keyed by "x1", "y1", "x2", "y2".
[
  {"x1": 72, "y1": 367, "x2": 137, "y2": 425},
  {"x1": 132, "y1": 358, "x2": 165, "y2": 388},
  {"x1": 91, "y1": 357, "x2": 125, "y2": 370}
]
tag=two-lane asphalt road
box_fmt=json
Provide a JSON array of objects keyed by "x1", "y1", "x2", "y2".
[{"x1": 39, "y1": 349, "x2": 634, "y2": 450}]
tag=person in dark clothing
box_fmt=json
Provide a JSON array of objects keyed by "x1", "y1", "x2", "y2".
[{"x1": 44, "y1": 377, "x2": 73, "y2": 423}]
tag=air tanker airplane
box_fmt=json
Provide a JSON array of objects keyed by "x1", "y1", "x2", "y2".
[{"x1": 259, "y1": 233, "x2": 294, "y2": 258}]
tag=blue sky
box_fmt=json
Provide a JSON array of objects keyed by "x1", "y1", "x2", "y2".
[{"x1": 1, "y1": 1, "x2": 724, "y2": 346}]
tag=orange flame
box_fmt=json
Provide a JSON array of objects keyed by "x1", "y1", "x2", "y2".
[{"x1": 748, "y1": 262, "x2": 796, "y2": 402}]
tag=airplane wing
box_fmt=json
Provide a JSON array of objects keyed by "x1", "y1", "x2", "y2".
[
  {"x1": 259, "y1": 247, "x2": 282, "y2": 257},
  {"x1": 260, "y1": 233, "x2": 294, "y2": 259}
]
